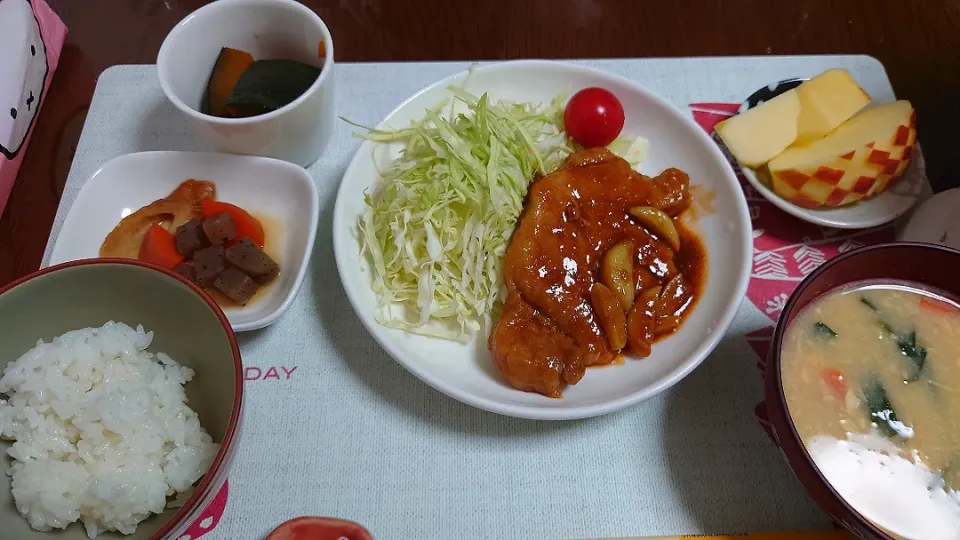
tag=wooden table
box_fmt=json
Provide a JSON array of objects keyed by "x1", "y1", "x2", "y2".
[{"x1": 4, "y1": 0, "x2": 960, "y2": 286}]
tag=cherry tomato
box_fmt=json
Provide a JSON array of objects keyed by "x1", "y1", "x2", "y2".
[
  {"x1": 267, "y1": 516, "x2": 373, "y2": 540},
  {"x1": 563, "y1": 87, "x2": 625, "y2": 148}
]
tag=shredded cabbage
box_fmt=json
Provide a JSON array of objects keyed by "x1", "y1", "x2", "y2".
[{"x1": 351, "y1": 88, "x2": 646, "y2": 341}]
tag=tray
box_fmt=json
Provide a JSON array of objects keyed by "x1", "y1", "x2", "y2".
[{"x1": 42, "y1": 56, "x2": 916, "y2": 540}]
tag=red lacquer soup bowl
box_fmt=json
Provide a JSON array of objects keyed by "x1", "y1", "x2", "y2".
[{"x1": 764, "y1": 242, "x2": 960, "y2": 540}]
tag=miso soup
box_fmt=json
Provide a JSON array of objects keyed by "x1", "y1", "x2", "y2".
[{"x1": 781, "y1": 282, "x2": 960, "y2": 539}]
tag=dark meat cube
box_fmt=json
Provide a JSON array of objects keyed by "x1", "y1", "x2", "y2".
[
  {"x1": 193, "y1": 245, "x2": 226, "y2": 287},
  {"x1": 214, "y1": 267, "x2": 260, "y2": 305},
  {"x1": 174, "y1": 219, "x2": 210, "y2": 257},
  {"x1": 202, "y1": 212, "x2": 237, "y2": 245},
  {"x1": 173, "y1": 260, "x2": 198, "y2": 284},
  {"x1": 225, "y1": 237, "x2": 280, "y2": 284}
]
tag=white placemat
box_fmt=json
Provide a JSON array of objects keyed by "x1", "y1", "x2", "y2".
[{"x1": 42, "y1": 56, "x2": 901, "y2": 540}]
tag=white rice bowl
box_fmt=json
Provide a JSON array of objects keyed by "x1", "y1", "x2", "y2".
[{"x1": 0, "y1": 321, "x2": 219, "y2": 538}]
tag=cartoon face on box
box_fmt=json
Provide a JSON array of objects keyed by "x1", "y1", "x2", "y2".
[{"x1": 0, "y1": 0, "x2": 49, "y2": 159}]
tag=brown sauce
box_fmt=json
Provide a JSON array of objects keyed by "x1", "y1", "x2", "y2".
[{"x1": 665, "y1": 221, "x2": 707, "y2": 338}]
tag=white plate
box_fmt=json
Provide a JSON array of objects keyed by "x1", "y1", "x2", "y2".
[
  {"x1": 49, "y1": 151, "x2": 319, "y2": 332},
  {"x1": 332, "y1": 60, "x2": 753, "y2": 420}
]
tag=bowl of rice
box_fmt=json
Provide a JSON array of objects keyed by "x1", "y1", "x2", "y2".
[{"x1": 0, "y1": 258, "x2": 243, "y2": 539}]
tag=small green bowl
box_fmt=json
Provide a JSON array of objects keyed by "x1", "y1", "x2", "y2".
[{"x1": 0, "y1": 259, "x2": 243, "y2": 539}]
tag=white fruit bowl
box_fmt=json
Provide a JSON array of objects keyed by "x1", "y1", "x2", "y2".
[{"x1": 727, "y1": 78, "x2": 925, "y2": 230}]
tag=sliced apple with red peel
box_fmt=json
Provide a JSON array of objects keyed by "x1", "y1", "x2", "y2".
[{"x1": 767, "y1": 100, "x2": 916, "y2": 208}]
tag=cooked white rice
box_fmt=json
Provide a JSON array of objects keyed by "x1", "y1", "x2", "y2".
[{"x1": 0, "y1": 321, "x2": 219, "y2": 538}]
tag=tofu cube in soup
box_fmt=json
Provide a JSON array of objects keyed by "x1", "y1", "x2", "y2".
[
  {"x1": 173, "y1": 260, "x2": 198, "y2": 284},
  {"x1": 225, "y1": 237, "x2": 279, "y2": 284},
  {"x1": 193, "y1": 245, "x2": 226, "y2": 287},
  {"x1": 214, "y1": 267, "x2": 259, "y2": 305},
  {"x1": 202, "y1": 212, "x2": 237, "y2": 245},
  {"x1": 174, "y1": 219, "x2": 210, "y2": 257}
]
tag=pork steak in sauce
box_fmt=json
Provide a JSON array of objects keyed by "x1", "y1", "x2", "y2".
[{"x1": 488, "y1": 148, "x2": 703, "y2": 398}]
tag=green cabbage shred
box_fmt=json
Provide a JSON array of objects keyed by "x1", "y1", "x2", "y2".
[{"x1": 350, "y1": 87, "x2": 646, "y2": 341}]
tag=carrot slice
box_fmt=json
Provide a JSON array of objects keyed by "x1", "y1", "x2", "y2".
[
  {"x1": 201, "y1": 199, "x2": 265, "y2": 247},
  {"x1": 139, "y1": 223, "x2": 184, "y2": 270},
  {"x1": 267, "y1": 517, "x2": 373, "y2": 540},
  {"x1": 920, "y1": 296, "x2": 960, "y2": 314},
  {"x1": 822, "y1": 368, "x2": 847, "y2": 399}
]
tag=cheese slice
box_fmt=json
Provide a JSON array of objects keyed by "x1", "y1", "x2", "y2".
[
  {"x1": 795, "y1": 69, "x2": 872, "y2": 143},
  {"x1": 716, "y1": 89, "x2": 801, "y2": 167}
]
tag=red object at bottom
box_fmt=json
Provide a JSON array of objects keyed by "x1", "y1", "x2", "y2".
[{"x1": 267, "y1": 517, "x2": 374, "y2": 540}]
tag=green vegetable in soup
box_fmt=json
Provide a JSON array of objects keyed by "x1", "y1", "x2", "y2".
[
  {"x1": 860, "y1": 296, "x2": 878, "y2": 311},
  {"x1": 813, "y1": 322, "x2": 837, "y2": 339},
  {"x1": 877, "y1": 320, "x2": 927, "y2": 382},
  {"x1": 878, "y1": 320, "x2": 894, "y2": 335},
  {"x1": 897, "y1": 330, "x2": 927, "y2": 382},
  {"x1": 862, "y1": 377, "x2": 912, "y2": 438}
]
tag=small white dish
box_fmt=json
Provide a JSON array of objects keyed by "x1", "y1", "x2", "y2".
[
  {"x1": 157, "y1": 0, "x2": 335, "y2": 167},
  {"x1": 49, "y1": 151, "x2": 319, "y2": 332},
  {"x1": 727, "y1": 79, "x2": 924, "y2": 230},
  {"x1": 333, "y1": 60, "x2": 753, "y2": 420}
]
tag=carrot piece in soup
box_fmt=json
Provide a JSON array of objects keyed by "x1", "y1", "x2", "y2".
[
  {"x1": 822, "y1": 368, "x2": 847, "y2": 399},
  {"x1": 139, "y1": 223, "x2": 185, "y2": 269},
  {"x1": 920, "y1": 296, "x2": 960, "y2": 314}
]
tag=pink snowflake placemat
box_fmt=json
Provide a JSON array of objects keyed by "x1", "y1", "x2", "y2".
[
  {"x1": 688, "y1": 102, "x2": 900, "y2": 439},
  {"x1": 690, "y1": 102, "x2": 897, "y2": 329}
]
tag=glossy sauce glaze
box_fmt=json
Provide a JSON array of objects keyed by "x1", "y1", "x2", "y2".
[{"x1": 489, "y1": 148, "x2": 707, "y2": 397}]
